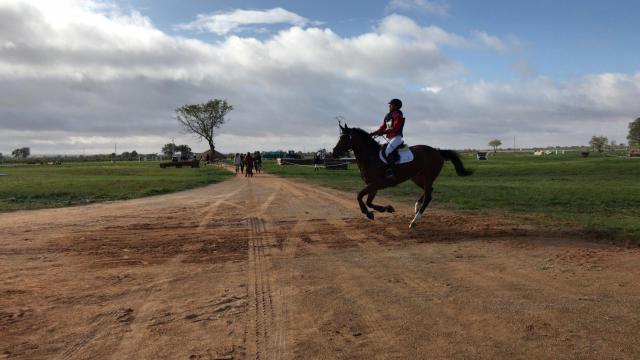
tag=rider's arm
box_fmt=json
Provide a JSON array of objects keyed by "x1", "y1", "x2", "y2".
[{"x1": 371, "y1": 118, "x2": 387, "y2": 136}]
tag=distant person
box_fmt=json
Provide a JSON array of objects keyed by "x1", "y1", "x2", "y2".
[
  {"x1": 244, "y1": 152, "x2": 253, "y2": 177},
  {"x1": 313, "y1": 153, "x2": 321, "y2": 171},
  {"x1": 234, "y1": 153, "x2": 242, "y2": 174},
  {"x1": 254, "y1": 151, "x2": 262, "y2": 174},
  {"x1": 370, "y1": 98, "x2": 405, "y2": 179},
  {"x1": 240, "y1": 153, "x2": 245, "y2": 174}
]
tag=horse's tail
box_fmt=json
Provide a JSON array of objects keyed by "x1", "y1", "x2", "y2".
[{"x1": 439, "y1": 150, "x2": 473, "y2": 176}]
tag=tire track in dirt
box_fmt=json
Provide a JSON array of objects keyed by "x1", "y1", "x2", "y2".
[
  {"x1": 57, "y1": 307, "x2": 134, "y2": 360},
  {"x1": 197, "y1": 184, "x2": 245, "y2": 231},
  {"x1": 246, "y1": 216, "x2": 280, "y2": 360},
  {"x1": 246, "y1": 177, "x2": 311, "y2": 360}
]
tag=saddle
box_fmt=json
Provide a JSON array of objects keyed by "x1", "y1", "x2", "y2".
[{"x1": 379, "y1": 143, "x2": 414, "y2": 165}]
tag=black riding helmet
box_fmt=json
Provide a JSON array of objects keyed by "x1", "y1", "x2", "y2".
[{"x1": 388, "y1": 98, "x2": 402, "y2": 109}]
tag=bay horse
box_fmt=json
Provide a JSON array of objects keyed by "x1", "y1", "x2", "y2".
[{"x1": 333, "y1": 123, "x2": 473, "y2": 228}]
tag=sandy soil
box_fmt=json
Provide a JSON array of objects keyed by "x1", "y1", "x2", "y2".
[{"x1": 1, "y1": 172, "x2": 639, "y2": 359}]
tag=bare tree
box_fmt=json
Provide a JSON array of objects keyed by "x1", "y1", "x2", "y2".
[{"x1": 176, "y1": 99, "x2": 233, "y2": 155}]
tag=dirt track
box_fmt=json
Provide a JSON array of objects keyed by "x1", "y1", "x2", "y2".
[{"x1": 1, "y1": 172, "x2": 639, "y2": 359}]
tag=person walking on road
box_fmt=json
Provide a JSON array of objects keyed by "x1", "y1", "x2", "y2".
[
  {"x1": 253, "y1": 151, "x2": 262, "y2": 174},
  {"x1": 244, "y1": 152, "x2": 254, "y2": 177},
  {"x1": 234, "y1": 153, "x2": 242, "y2": 174}
]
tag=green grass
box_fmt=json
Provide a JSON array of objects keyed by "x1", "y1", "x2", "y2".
[
  {"x1": 0, "y1": 161, "x2": 232, "y2": 211},
  {"x1": 263, "y1": 152, "x2": 640, "y2": 242}
]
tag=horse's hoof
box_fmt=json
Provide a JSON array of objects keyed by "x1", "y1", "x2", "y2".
[
  {"x1": 366, "y1": 212, "x2": 375, "y2": 220},
  {"x1": 386, "y1": 205, "x2": 395, "y2": 213},
  {"x1": 409, "y1": 222, "x2": 417, "y2": 229}
]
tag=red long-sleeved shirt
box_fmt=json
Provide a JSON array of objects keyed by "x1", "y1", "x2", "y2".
[{"x1": 372, "y1": 110, "x2": 404, "y2": 138}]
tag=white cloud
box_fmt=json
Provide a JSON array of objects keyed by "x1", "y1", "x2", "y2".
[
  {"x1": 175, "y1": 7, "x2": 309, "y2": 35},
  {"x1": 385, "y1": 0, "x2": 449, "y2": 17},
  {"x1": 0, "y1": 0, "x2": 638, "y2": 155},
  {"x1": 422, "y1": 86, "x2": 442, "y2": 94}
]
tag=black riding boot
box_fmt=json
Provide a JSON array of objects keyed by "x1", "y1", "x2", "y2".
[{"x1": 384, "y1": 152, "x2": 397, "y2": 178}]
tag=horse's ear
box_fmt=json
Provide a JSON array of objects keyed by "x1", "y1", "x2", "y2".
[{"x1": 344, "y1": 123, "x2": 350, "y2": 130}]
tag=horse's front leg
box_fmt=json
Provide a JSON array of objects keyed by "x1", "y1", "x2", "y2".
[
  {"x1": 357, "y1": 185, "x2": 376, "y2": 220},
  {"x1": 366, "y1": 191, "x2": 395, "y2": 213}
]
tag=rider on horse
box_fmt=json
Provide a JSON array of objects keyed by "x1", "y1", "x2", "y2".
[{"x1": 370, "y1": 98, "x2": 405, "y2": 178}]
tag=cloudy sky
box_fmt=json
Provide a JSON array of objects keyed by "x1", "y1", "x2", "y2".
[{"x1": 1, "y1": 0, "x2": 639, "y2": 155}]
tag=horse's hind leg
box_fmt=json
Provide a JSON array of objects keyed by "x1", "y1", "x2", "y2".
[
  {"x1": 414, "y1": 194, "x2": 425, "y2": 214},
  {"x1": 366, "y1": 191, "x2": 395, "y2": 213},
  {"x1": 410, "y1": 173, "x2": 439, "y2": 228},
  {"x1": 410, "y1": 186, "x2": 432, "y2": 229},
  {"x1": 411, "y1": 176, "x2": 425, "y2": 214}
]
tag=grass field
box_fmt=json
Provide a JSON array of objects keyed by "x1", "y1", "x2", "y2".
[
  {"x1": 263, "y1": 152, "x2": 640, "y2": 242},
  {"x1": 0, "y1": 161, "x2": 232, "y2": 211}
]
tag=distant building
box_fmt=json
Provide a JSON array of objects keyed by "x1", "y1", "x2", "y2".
[
  {"x1": 196, "y1": 149, "x2": 226, "y2": 162},
  {"x1": 141, "y1": 153, "x2": 163, "y2": 161}
]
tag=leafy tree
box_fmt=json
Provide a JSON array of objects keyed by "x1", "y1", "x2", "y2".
[
  {"x1": 130, "y1": 150, "x2": 138, "y2": 160},
  {"x1": 11, "y1": 147, "x2": 30, "y2": 158},
  {"x1": 0, "y1": 153, "x2": 3, "y2": 162},
  {"x1": 175, "y1": 144, "x2": 192, "y2": 160},
  {"x1": 161, "y1": 143, "x2": 175, "y2": 158},
  {"x1": 589, "y1": 136, "x2": 608, "y2": 153},
  {"x1": 121, "y1": 151, "x2": 130, "y2": 160},
  {"x1": 628, "y1": 118, "x2": 640, "y2": 148},
  {"x1": 176, "y1": 99, "x2": 233, "y2": 156},
  {"x1": 488, "y1": 139, "x2": 502, "y2": 153}
]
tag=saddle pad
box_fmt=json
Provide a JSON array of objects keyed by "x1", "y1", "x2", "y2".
[{"x1": 379, "y1": 145, "x2": 414, "y2": 164}]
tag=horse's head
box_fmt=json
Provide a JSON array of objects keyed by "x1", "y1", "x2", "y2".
[
  {"x1": 333, "y1": 123, "x2": 380, "y2": 158},
  {"x1": 332, "y1": 123, "x2": 353, "y2": 158}
]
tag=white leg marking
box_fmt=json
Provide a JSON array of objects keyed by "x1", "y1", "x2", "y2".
[
  {"x1": 414, "y1": 201, "x2": 422, "y2": 214},
  {"x1": 409, "y1": 212, "x2": 422, "y2": 228}
]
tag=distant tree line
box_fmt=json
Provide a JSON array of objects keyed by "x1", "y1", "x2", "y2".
[
  {"x1": 0, "y1": 151, "x2": 164, "y2": 164},
  {"x1": 161, "y1": 143, "x2": 192, "y2": 160},
  {"x1": 629, "y1": 117, "x2": 640, "y2": 148},
  {"x1": 11, "y1": 147, "x2": 30, "y2": 158}
]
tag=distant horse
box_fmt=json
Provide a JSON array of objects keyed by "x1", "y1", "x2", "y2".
[{"x1": 333, "y1": 123, "x2": 473, "y2": 228}]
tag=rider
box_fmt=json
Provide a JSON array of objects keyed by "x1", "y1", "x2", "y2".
[{"x1": 370, "y1": 98, "x2": 405, "y2": 178}]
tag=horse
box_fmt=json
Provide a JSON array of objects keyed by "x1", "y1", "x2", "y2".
[{"x1": 332, "y1": 123, "x2": 473, "y2": 228}]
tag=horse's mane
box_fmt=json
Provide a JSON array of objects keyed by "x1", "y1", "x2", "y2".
[{"x1": 349, "y1": 127, "x2": 381, "y2": 151}]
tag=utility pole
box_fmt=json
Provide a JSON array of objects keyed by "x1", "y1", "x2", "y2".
[{"x1": 513, "y1": 136, "x2": 516, "y2": 152}]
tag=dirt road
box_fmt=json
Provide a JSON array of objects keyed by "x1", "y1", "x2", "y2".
[{"x1": 1, "y1": 172, "x2": 639, "y2": 359}]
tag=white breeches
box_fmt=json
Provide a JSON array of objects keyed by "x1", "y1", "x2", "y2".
[{"x1": 385, "y1": 136, "x2": 403, "y2": 157}]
